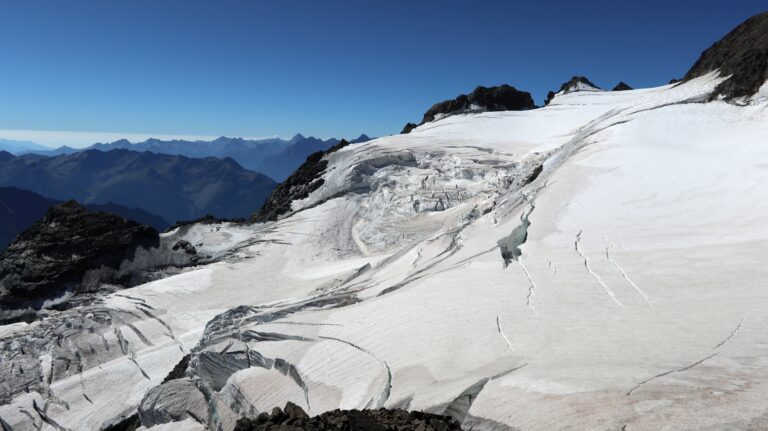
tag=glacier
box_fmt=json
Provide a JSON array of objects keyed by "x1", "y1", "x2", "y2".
[{"x1": 3, "y1": 73, "x2": 768, "y2": 430}]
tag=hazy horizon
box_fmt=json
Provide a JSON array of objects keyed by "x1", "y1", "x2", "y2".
[{"x1": 0, "y1": 129, "x2": 357, "y2": 150}]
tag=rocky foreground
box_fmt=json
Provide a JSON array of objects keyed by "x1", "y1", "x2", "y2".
[{"x1": 233, "y1": 403, "x2": 461, "y2": 431}]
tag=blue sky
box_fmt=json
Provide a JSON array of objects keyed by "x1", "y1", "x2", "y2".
[{"x1": 0, "y1": 1, "x2": 765, "y2": 147}]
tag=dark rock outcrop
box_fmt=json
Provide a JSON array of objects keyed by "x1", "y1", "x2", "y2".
[
  {"x1": 102, "y1": 413, "x2": 141, "y2": 431},
  {"x1": 172, "y1": 240, "x2": 197, "y2": 255},
  {"x1": 401, "y1": 123, "x2": 419, "y2": 134},
  {"x1": 684, "y1": 11, "x2": 768, "y2": 100},
  {"x1": 163, "y1": 354, "x2": 192, "y2": 383},
  {"x1": 545, "y1": 76, "x2": 601, "y2": 105},
  {"x1": 233, "y1": 402, "x2": 462, "y2": 431},
  {"x1": 402, "y1": 85, "x2": 535, "y2": 133},
  {"x1": 253, "y1": 140, "x2": 351, "y2": 222},
  {"x1": 0, "y1": 201, "x2": 159, "y2": 323},
  {"x1": 612, "y1": 81, "x2": 633, "y2": 91}
]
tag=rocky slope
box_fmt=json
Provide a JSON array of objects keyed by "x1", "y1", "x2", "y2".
[
  {"x1": 253, "y1": 139, "x2": 351, "y2": 222},
  {"x1": 0, "y1": 201, "x2": 162, "y2": 323},
  {"x1": 684, "y1": 11, "x2": 768, "y2": 100},
  {"x1": 0, "y1": 149, "x2": 277, "y2": 223},
  {"x1": 401, "y1": 85, "x2": 535, "y2": 133}
]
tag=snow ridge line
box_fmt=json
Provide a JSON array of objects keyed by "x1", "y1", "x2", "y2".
[
  {"x1": 604, "y1": 240, "x2": 651, "y2": 306},
  {"x1": 575, "y1": 230, "x2": 625, "y2": 308},
  {"x1": 626, "y1": 352, "x2": 718, "y2": 396},
  {"x1": 712, "y1": 316, "x2": 746, "y2": 350},
  {"x1": 496, "y1": 315, "x2": 515, "y2": 352}
]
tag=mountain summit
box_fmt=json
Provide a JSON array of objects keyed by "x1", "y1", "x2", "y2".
[{"x1": 545, "y1": 76, "x2": 601, "y2": 105}]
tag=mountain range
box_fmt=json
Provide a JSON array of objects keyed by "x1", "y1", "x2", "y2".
[
  {"x1": 0, "y1": 149, "x2": 276, "y2": 224},
  {"x1": 0, "y1": 139, "x2": 52, "y2": 154},
  {"x1": 18, "y1": 133, "x2": 372, "y2": 182}
]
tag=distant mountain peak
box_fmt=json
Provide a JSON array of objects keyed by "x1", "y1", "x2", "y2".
[
  {"x1": 612, "y1": 81, "x2": 633, "y2": 91},
  {"x1": 213, "y1": 136, "x2": 243, "y2": 143},
  {"x1": 545, "y1": 76, "x2": 602, "y2": 105},
  {"x1": 350, "y1": 134, "x2": 372, "y2": 143},
  {"x1": 290, "y1": 133, "x2": 306, "y2": 143}
]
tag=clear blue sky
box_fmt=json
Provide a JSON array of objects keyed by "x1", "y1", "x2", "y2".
[{"x1": 0, "y1": 0, "x2": 765, "y2": 144}]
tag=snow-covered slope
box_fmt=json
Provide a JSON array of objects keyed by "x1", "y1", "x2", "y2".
[{"x1": 3, "y1": 73, "x2": 768, "y2": 431}]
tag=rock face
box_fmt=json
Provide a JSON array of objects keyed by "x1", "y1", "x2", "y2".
[
  {"x1": 612, "y1": 81, "x2": 633, "y2": 91},
  {"x1": 684, "y1": 11, "x2": 768, "y2": 100},
  {"x1": 545, "y1": 76, "x2": 601, "y2": 105},
  {"x1": 233, "y1": 402, "x2": 462, "y2": 431},
  {"x1": 253, "y1": 140, "x2": 351, "y2": 222},
  {"x1": 400, "y1": 122, "x2": 419, "y2": 134},
  {"x1": 0, "y1": 201, "x2": 159, "y2": 323},
  {"x1": 402, "y1": 85, "x2": 535, "y2": 133}
]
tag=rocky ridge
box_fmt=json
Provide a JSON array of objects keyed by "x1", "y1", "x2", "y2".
[
  {"x1": 401, "y1": 84, "x2": 535, "y2": 133},
  {"x1": 684, "y1": 11, "x2": 768, "y2": 100},
  {"x1": 253, "y1": 139, "x2": 352, "y2": 222},
  {"x1": 0, "y1": 201, "x2": 207, "y2": 323}
]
